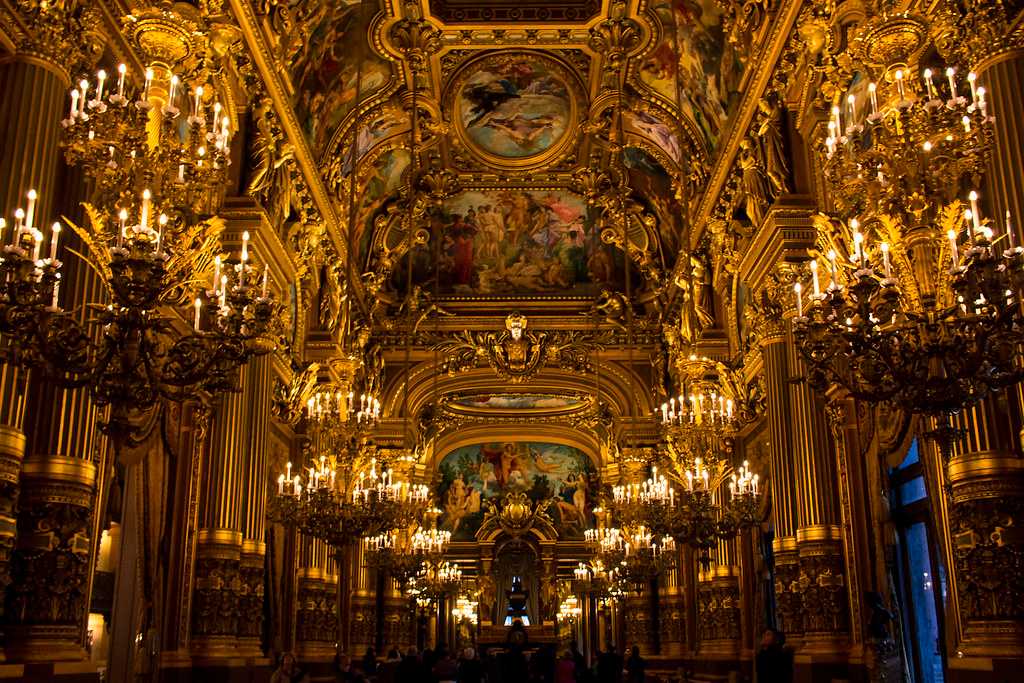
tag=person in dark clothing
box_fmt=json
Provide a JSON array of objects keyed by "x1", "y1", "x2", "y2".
[
  {"x1": 335, "y1": 654, "x2": 365, "y2": 683},
  {"x1": 756, "y1": 629, "x2": 794, "y2": 683},
  {"x1": 569, "y1": 640, "x2": 586, "y2": 679},
  {"x1": 596, "y1": 645, "x2": 621, "y2": 683},
  {"x1": 362, "y1": 647, "x2": 378, "y2": 677},
  {"x1": 625, "y1": 646, "x2": 646, "y2": 683},
  {"x1": 433, "y1": 647, "x2": 459, "y2": 682},
  {"x1": 458, "y1": 647, "x2": 485, "y2": 683},
  {"x1": 271, "y1": 652, "x2": 310, "y2": 683},
  {"x1": 397, "y1": 647, "x2": 421, "y2": 681}
]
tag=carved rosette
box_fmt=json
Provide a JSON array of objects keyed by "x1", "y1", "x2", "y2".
[
  {"x1": 236, "y1": 541, "x2": 266, "y2": 654},
  {"x1": 773, "y1": 548, "x2": 803, "y2": 639},
  {"x1": 295, "y1": 570, "x2": 337, "y2": 660},
  {"x1": 796, "y1": 534, "x2": 849, "y2": 648},
  {"x1": 191, "y1": 530, "x2": 243, "y2": 657},
  {"x1": 947, "y1": 455, "x2": 1024, "y2": 656},
  {"x1": 3, "y1": 455, "x2": 96, "y2": 662},
  {"x1": 0, "y1": 426, "x2": 26, "y2": 618}
]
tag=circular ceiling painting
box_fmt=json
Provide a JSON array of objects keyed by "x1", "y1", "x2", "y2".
[{"x1": 452, "y1": 52, "x2": 580, "y2": 168}]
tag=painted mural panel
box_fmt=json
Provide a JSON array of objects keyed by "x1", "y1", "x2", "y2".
[
  {"x1": 624, "y1": 108, "x2": 683, "y2": 166},
  {"x1": 451, "y1": 394, "x2": 584, "y2": 410},
  {"x1": 398, "y1": 189, "x2": 620, "y2": 297},
  {"x1": 624, "y1": 147, "x2": 682, "y2": 272},
  {"x1": 457, "y1": 55, "x2": 573, "y2": 159},
  {"x1": 437, "y1": 442, "x2": 596, "y2": 541},
  {"x1": 638, "y1": 0, "x2": 744, "y2": 152},
  {"x1": 289, "y1": 0, "x2": 392, "y2": 155}
]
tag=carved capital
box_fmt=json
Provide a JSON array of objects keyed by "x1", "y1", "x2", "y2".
[{"x1": 389, "y1": 17, "x2": 443, "y2": 73}]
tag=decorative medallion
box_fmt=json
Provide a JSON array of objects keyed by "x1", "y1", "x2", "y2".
[{"x1": 448, "y1": 51, "x2": 584, "y2": 170}]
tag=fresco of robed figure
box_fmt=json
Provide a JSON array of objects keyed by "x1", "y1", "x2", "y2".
[
  {"x1": 437, "y1": 442, "x2": 596, "y2": 541},
  {"x1": 398, "y1": 189, "x2": 620, "y2": 297}
]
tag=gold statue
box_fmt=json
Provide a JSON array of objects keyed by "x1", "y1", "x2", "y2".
[
  {"x1": 756, "y1": 97, "x2": 790, "y2": 198},
  {"x1": 737, "y1": 137, "x2": 773, "y2": 228}
]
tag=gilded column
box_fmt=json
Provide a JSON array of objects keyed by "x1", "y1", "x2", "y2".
[
  {"x1": 932, "y1": 13, "x2": 1024, "y2": 673},
  {"x1": 237, "y1": 353, "x2": 271, "y2": 659},
  {"x1": 349, "y1": 540, "x2": 377, "y2": 653},
  {"x1": 0, "y1": 3, "x2": 76, "y2": 638},
  {"x1": 294, "y1": 536, "x2": 335, "y2": 662},
  {"x1": 754, "y1": 279, "x2": 802, "y2": 643},
  {"x1": 697, "y1": 540, "x2": 741, "y2": 661},
  {"x1": 3, "y1": 457, "x2": 96, "y2": 661},
  {"x1": 191, "y1": 383, "x2": 249, "y2": 659},
  {"x1": 658, "y1": 562, "x2": 685, "y2": 656},
  {"x1": 0, "y1": 5, "x2": 102, "y2": 665},
  {"x1": 786, "y1": 323, "x2": 851, "y2": 664}
]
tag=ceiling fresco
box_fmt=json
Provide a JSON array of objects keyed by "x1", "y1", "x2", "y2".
[
  {"x1": 393, "y1": 187, "x2": 623, "y2": 298},
  {"x1": 638, "y1": 0, "x2": 745, "y2": 152},
  {"x1": 437, "y1": 441, "x2": 597, "y2": 540},
  {"x1": 253, "y1": 0, "x2": 746, "y2": 334},
  {"x1": 455, "y1": 53, "x2": 575, "y2": 161},
  {"x1": 286, "y1": 0, "x2": 394, "y2": 158}
]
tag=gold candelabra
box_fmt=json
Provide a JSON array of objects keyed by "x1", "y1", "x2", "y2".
[
  {"x1": 364, "y1": 507, "x2": 451, "y2": 587},
  {"x1": 792, "y1": 8, "x2": 1024, "y2": 448},
  {"x1": 0, "y1": 54, "x2": 280, "y2": 448}
]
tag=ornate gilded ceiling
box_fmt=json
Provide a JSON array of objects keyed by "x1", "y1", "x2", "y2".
[{"x1": 247, "y1": 0, "x2": 755, "y2": 325}]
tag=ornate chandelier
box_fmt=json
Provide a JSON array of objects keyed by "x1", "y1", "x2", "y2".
[
  {"x1": 584, "y1": 508, "x2": 676, "y2": 593},
  {"x1": 364, "y1": 507, "x2": 451, "y2": 587},
  {"x1": 610, "y1": 357, "x2": 764, "y2": 566},
  {"x1": 408, "y1": 560, "x2": 463, "y2": 603},
  {"x1": 272, "y1": 452, "x2": 427, "y2": 548},
  {"x1": 0, "y1": 55, "x2": 279, "y2": 447},
  {"x1": 791, "y1": 7, "x2": 1024, "y2": 448},
  {"x1": 574, "y1": 559, "x2": 626, "y2": 601},
  {"x1": 450, "y1": 594, "x2": 478, "y2": 625}
]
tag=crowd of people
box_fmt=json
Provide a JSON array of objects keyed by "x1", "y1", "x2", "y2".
[
  {"x1": 270, "y1": 641, "x2": 649, "y2": 683},
  {"x1": 271, "y1": 630, "x2": 794, "y2": 683}
]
